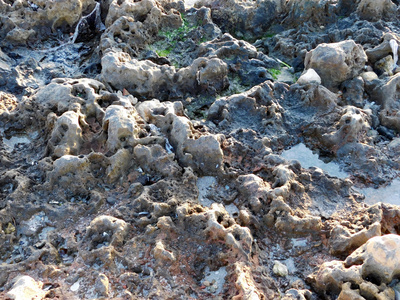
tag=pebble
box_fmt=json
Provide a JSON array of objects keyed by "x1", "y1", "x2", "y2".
[
  {"x1": 106, "y1": 197, "x2": 116, "y2": 205},
  {"x1": 273, "y1": 260, "x2": 288, "y2": 277}
]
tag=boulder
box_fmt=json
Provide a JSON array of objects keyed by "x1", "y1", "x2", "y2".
[
  {"x1": 356, "y1": 0, "x2": 397, "y2": 22},
  {"x1": 314, "y1": 234, "x2": 400, "y2": 299},
  {"x1": 304, "y1": 40, "x2": 367, "y2": 91},
  {"x1": 345, "y1": 234, "x2": 400, "y2": 285}
]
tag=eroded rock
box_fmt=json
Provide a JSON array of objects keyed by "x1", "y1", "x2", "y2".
[{"x1": 304, "y1": 40, "x2": 367, "y2": 91}]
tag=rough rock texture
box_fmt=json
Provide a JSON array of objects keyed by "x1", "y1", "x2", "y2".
[
  {"x1": 1, "y1": 0, "x2": 400, "y2": 299},
  {"x1": 313, "y1": 234, "x2": 400, "y2": 299},
  {"x1": 304, "y1": 40, "x2": 367, "y2": 91}
]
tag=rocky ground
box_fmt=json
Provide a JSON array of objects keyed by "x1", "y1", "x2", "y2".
[{"x1": 1, "y1": 0, "x2": 400, "y2": 299}]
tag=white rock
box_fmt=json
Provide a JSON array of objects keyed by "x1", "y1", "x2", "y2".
[
  {"x1": 273, "y1": 260, "x2": 288, "y2": 277},
  {"x1": 6, "y1": 276, "x2": 46, "y2": 300},
  {"x1": 297, "y1": 68, "x2": 321, "y2": 85}
]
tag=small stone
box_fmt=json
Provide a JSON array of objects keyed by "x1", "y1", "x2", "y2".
[
  {"x1": 95, "y1": 273, "x2": 109, "y2": 297},
  {"x1": 106, "y1": 197, "x2": 116, "y2": 205},
  {"x1": 70, "y1": 281, "x2": 80, "y2": 292},
  {"x1": 273, "y1": 260, "x2": 288, "y2": 277},
  {"x1": 203, "y1": 280, "x2": 210, "y2": 287},
  {"x1": 5, "y1": 223, "x2": 15, "y2": 234},
  {"x1": 297, "y1": 68, "x2": 321, "y2": 85}
]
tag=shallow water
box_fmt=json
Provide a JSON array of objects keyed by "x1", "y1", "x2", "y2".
[
  {"x1": 2, "y1": 131, "x2": 38, "y2": 152},
  {"x1": 357, "y1": 179, "x2": 400, "y2": 206},
  {"x1": 281, "y1": 143, "x2": 348, "y2": 179},
  {"x1": 281, "y1": 143, "x2": 400, "y2": 206}
]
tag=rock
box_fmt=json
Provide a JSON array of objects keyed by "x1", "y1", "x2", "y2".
[
  {"x1": 340, "y1": 76, "x2": 365, "y2": 107},
  {"x1": 6, "y1": 275, "x2": 46, "y2": 300},
  {"x1": 0, "y1": 50, "x2": 14, "y2": 87},
  {"x1": 95, "y1": 273, "x2": 110, "y2": 297},
  {"x1": 345, "y1": 234, "x2": 400, "y2": 284},
  {"x1": 365, "y1": 35, "x2": 399, "y2": 64},
  {"x1": 321, "y1": 106, "x2": 371, "y2": 150},
  {"x1": 329, "y1": 222, "x2": 381, "y2": 256},
  {"x1": 374, "y1": 55, "x2": 394, "y2": 76},
  {"x1": 100, "y1": 51, "x2": 228, "y2": 100},
  {"x1": 84, "y1": 215, "x2": 129, "y2": 250},
  {"x1": 48, "y1": 109, "x2": 85, "y2": 158},
  {"x1": 304, "y1": 40, "x2": 367, "y2": 90},
  {"x1": 153, "y1": 240, "x2": 176, "y2": 263},
  {"x1": 273, "y1": 260, "x2": 288, "y2": 277},
  {"x1": 102, "y1": 104, "x2": 141, "y2": 152},
  {"x1": 297, "y1": 68, "x2": 321, "y2": 85},
  {"x1": 282, "y1": 289, "x2": 312, "y2": 300},
  {"x1": 370, "y1": 73, "x2": 400, "y2": 132},
  {"x1": 356, "y1": 0, "x2": 397, "y2": 21},
  {"x1": 233, "y1": 262, "x2": 265, "y2": 299},
  {"x1": 313, "y1": 234, "x2": 400, "y2": 299}
]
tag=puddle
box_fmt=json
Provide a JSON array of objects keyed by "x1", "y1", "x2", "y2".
[
  {"x1": 281, "y1": 144, "x2": 400, "y2": 206},
  {"x1": 203, "y1": 266, "x2": 227, "y2": 294},
  {"x1": 356, "y1": 179, "x2": 400, "y2": 206},
  {"x1": 281, "y1": 143, "x2": 348, "y2": 179},
  {"x1": 1, "y1": 130, "x2": 38, "y2": 152}
]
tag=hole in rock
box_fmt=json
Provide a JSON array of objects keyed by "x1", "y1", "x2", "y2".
[{"x1": 364, "y1": 273, "x2": 382, "y2": 286}]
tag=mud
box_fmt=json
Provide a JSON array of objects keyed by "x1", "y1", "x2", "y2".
[{"x1": 1, "y1": 0, "x2": 400, "y2": 299}]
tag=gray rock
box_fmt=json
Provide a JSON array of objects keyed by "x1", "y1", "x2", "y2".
[{"x1": 304, "y1": 40, "x2": 367, "y2": 91}]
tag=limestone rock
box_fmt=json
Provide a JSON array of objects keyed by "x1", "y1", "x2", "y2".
[
  {"x1": 84, "y1": 215, "x2": 128, "y2": 250},
  {"x1": 297, "y1": 68, "x2": 321, "y2": 85},
  {"x1": 102, "y1": 104, "x2": 140, "y2": 152},
  {"x1": 329, "y1": 222, "x2": 381, "y2": 256},
  {"x1": 304, "y1": 40, "x2": 367, "y2": 90},
  {"x1": 48, "y1": 109, "x2": 85, "y2": 158},
  {"x1": 6, "y1": 275, "x2": 46, "y2": 300},
  {"x1": 273, "y1": 261, "x2": 288, "y2": 277},
  {"x1": 100, "y1": 51, "x2": 228, "y2": 100},
  {"x1": 356, "y1": 0, "x2": 397, "y2": 22},
  {"x1": 370, "y1": 73, "x2": 400, "y2": 132},
  {"x1": 233, "y1": 262, "x2": 264, "y2": 300},
  {"x1": 94, "y1": 273, "x2": 110, "y2": 297},
  {"x1": 345, "y1": 234, "x2": 400, "y2": 284},
  {"x1": 314, "y1": 234, "x2": 400, "y2": 298}
]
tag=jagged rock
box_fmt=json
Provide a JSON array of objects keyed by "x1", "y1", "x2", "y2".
[
  {"x1": 33, "y1": 78, "x2": 106, "y2": 118},
  {"x1": 370, "y1": 73, "x2": 400, "y2": 132},
  {"x1": 47, "y1": 108, "x2": 85, "y2": 158},
  {"x1": 137, "y1": 99, "x2": 224, "y2": 175},
  {"x1": 365, "y1": 33, "x2": 399, "y2": 64},
  {"x1": 233, "y1": 262, "x2": 266, "y2": 299},
  {"x1": 282, "y1": 0, "x2": 338, "y2": 28},
  {"x1": 304, "y1": 40, "x2": 367, "y2": 91},
  {"x1": 94, "y1": 273, "x2": 110, "y2": 297},
  {"x1": 102, "y1": 104, "x2": 141, "y2": 152},
  {"x1": 321, "y1": 106, "x2": 371, "y2": 150},
  {"x1": 313, "y1": 234, "x2": 400, "y2": 299},
  {"x1": 194, "y1": 0, "x2": 280, "y2": 37},
  {"x1": 345, "y1": 234, "x2": 400, "y2": 284},
  {"x1": 100, "y1": 51, "x2": 228, "y2": 99},
  {"x1": 356, "y1": 0, "x2": 397, "y2": 22},
  {"x1": 134, "y1": 144, "x2": 182, "y2": 177},
  {"x1": 329, "y1": 222, "x2": 381, "y2": 256},
  {"x1": 340, "y1": 76, "x2": 365, "y2": 107}
]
